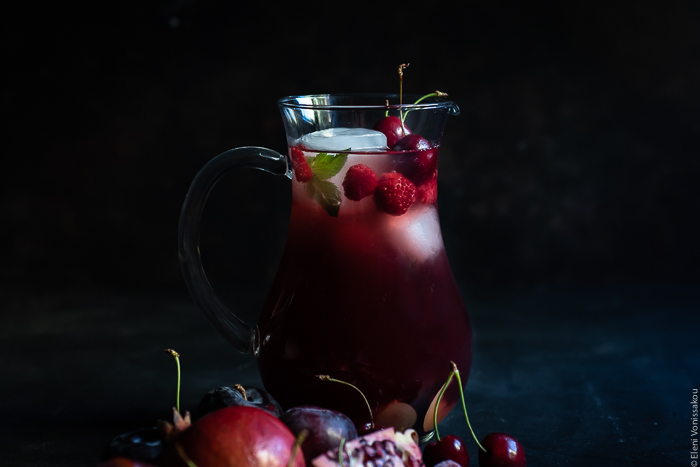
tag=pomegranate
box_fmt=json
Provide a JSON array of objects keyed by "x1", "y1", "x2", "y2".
[
  {"x1": 162, "y1": 406, "x2": 305, "y2": 467},
  {"x1": 311, "y1": 428, "x2": 422, "y2": 467}
]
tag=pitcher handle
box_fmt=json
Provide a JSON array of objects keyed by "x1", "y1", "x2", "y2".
[{"x1": 178, "y1": 146, "x2": 292, "y2": 355}]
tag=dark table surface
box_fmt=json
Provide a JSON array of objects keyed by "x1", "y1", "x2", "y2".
[{"x1": 1, "y1": 283, "x2": 695, "y2": 466}]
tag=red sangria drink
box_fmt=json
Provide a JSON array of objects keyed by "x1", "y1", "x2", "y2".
[
  {"x1": 257, "y1": 121, "x2": 472, "y2": 439},
  {"x1": 178, "y1": 93, "x2": 470, "y2": 442}
]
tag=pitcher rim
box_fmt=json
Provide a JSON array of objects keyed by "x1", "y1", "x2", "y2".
[{"x1": 278, "y1": 93, "x2": 457, "y2": 111}]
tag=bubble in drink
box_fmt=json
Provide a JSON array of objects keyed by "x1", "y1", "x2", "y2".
[{"x1": 298, "y1": 128, "x2": 388, "y2": 152}]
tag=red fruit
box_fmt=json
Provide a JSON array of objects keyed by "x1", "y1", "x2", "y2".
[
  {"x1": 416, "y1": 173, "x2": 437, "y2": 204},
  {"x1": 393, "y1": 134, "x2": 430, "y2": 152},
  {"x1": 311, "y1": 427, "x2": 422, "y2": 467},
  {"x1": 163, "y1": 406, "x2": 306, "y2": 467},
  {"x1": 291, "y1": 147, "x2": 313, "y2": 183},
  {"x1": 374, "y1": 172, "x2": 417, "y2": 216},
  {"x1": 478, "y1": 433, "x2": 526, "y2": 467},
  {"x1": 342, "y1": 164, "x2": 378, "y2": 201},
  {"x1": 373, "y1": 116, "x2": 411, "y2": 148},
  {"x1": 374, "y1": 116, "x2": 411, "y2": 148},
  {"x1": 393, "y1": 135, "x2": 437, "y2": 186},
  {"x1": 423, "y1": 435, "x2": 469, "y2": 467}
]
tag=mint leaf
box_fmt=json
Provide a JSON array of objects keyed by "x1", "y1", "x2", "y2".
[
  {"x1": 308, "y1": 176, "x2": 342, "y2": 217},
  {"x1": 306, "y1": 150, "x2": 349, "y2": 180}
]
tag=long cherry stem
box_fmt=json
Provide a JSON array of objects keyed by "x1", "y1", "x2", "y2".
[
  {"x1": 317, "y1": 375, "x2": 374, "y2": 428},
  {"x1": 338, "y1": 437, "x2": 346, "y2": 467},
  {"x1": 451, "y1": 361, "x2": 486, "y2": 452},
  {"x1": 398, "y1": 63, "x2": 409, "y2": 135},
  {"x1": 175, "y1": 443, "x2": 198, "y2": 467},
  {"x1": 165, "y1": 349, "x2": 181, "y2": 413},
  {"x1": 401, "y1": 90, "x2": 448, "y2": 123},
  {"x1": 432, "y1": 369, "x2": 456, "y2": 442},
  {"x1": 288, "y1": 429, "x2": 309, "y2": 467}
]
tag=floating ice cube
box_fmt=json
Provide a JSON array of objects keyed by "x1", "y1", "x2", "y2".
[
  {"x1": 299, "y1": 128, "x2": 388, "y2": 152},
  {"x1": 385, "y1": 204, "x2": 442, "y2": 263}
]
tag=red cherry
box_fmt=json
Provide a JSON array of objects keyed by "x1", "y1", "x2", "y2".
[
  {"x1": 478, "y1": 432, "x2": 526, "y2": 467},
  {"x1": 374, "y1": 116, "x2": 411, "y2": 148},
  {"x1": 393, "y1": 133, "x2": 430, "y2": 152},
  {"x1": 392, "y1": 134, "x2": 437, "y2": 186},
  {"x1": 423, "y1": 434, "x2": 470, "y2": 467}
]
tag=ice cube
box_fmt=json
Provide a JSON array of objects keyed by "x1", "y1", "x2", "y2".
[
  {"x1": 385, "y1": 204, "x2": 442, "y2": 263},
  {"x1": 299, "y1": 128, "x2": 388, "y2": 152}
]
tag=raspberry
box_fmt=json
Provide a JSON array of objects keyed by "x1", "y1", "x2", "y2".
[
  {"x1": 342, "y1": 164, "x2": 378, "y2": 201},
  {"x1": 416, "y1": 172, "x2": 437, "y2": 204},
  {"x1": 290, "y1": 146, "x2": 313, "y2": 183},
  {"x1": 374, "y1": 172, "x2": 417, "y2": 216}
]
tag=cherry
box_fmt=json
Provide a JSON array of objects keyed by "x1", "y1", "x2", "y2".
[
  {"x1": 423, "y1": 434, "x2": 469, "y2": 467},
  {"x1": 392, "y1": 134, "x2": 437, "y2": 186},
  {"x1": 374, "y1": 116, "x2": 411, "y2": 148},
  {"x1": 393, "y1": 134, "x2": 431, "y2": 152},
  {"x1": 478, "y1": 433, "x2": 526, "y2": 467},
  {"x1": 447, "y1": 362, "x2": 527, "y2": 467}
]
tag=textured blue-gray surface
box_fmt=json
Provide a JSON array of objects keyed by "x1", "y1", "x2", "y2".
[{"x1": 0, "y1": 284, "x2": 693, "y2": 466}]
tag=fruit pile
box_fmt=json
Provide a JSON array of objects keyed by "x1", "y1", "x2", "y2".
[
  {"x1": 98, "y1": 350, "x2": 421, "y2": 467},
  {"x1": 98, "y1": 353, "x2": 525, "y2": 467}
]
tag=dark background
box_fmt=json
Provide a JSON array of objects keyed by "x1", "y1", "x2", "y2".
[
  {"x1": 4, "y1": 1, "x2": 699, "y2": 293},
  {"x1": 1, "y1": 1, "x2": 699, "y2": 466}
]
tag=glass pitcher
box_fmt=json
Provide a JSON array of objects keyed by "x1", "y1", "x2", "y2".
[{"x1": 179, "y1": 94, "x2": 472, "y2": 441}]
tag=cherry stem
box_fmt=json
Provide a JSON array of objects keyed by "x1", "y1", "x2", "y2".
[
  {"x1": 432, "y1": 368, "x2": 456, "y2": 442},
  {"x1": 175, "y1": 443, "x2": 198, "y2": 467},
  {"x1": 165, "y1": 349, "x2": 181, "y2": 413},
  {"x1": 338, "y1": 437, "x2": 346, "y2": 467},
  {"x1": 450, "y1": 361, "x2": 486, "y2": 453},
  {"x1": 401, "y1": 90, "x2": 448, "y2": 123},
  {"x1": 317, "y1": 374, "x2": 374, "y2": 428},
  {"x1": 233, "y1": 383, "x2": 248, "y2": 400},
  {"x1": 398, "y1": 63, "x2": 409, "y2": 135},
  {"x1": 288, "y1": 428, "x2": 309, "y2": 467}
]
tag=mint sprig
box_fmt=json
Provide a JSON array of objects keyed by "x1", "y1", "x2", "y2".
[
  {"x1": 303, "y1": 150, "x2": 349, "y2": 217},
  {"x1": 306, "y1": 151, "x2": 349, "y2": 180},
  {"x1": 306, "y1": 176, "x2": 342, "y2": 217}
]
